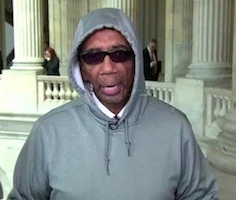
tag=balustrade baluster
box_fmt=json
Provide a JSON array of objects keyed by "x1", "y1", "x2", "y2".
[
  {"x1": 170, "y1": 89, "x2": 174, "y2": 105},
  {"x1": 219, "y1": 97, "x2": 226, "y2": 117},
  {"x1": 153, "y1": 88, "x2": 158, "y2": 98},
  {"x1": 52, "y1": 81, "x2": 59, "y2": 100},
  {"x1": 213, "y1": 95, "x2": 221, "y2": 118},
  {"x1": 65, "y1": 83, "x2": 72, "y2": 100},
  {"x1": 206, "y1": 93, "x2": 213, "y2": 126},
  {"x1": 164, "y1": 89, "x2": 170, "y2": 103},
  {"x1": 146, "y1": 87, "x2": 152, "y2": 96},
  {"x1": 45, "y1": 81, "x2": 52, "y2": 101},
  {"x1": 72, "y1": 89, "x2": 79, "y2": 100},
  {"x1": 227, "y1": 98, "x2": 232, "y2": 110},
  {"x1": 159, "y1": 88, "x2": 164, "y2": 101},
  {"x1": 58, "y1": 82, "x2": 65, "y2": 100}
]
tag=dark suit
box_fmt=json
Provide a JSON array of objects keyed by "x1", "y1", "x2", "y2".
[
  {"x1": 143, "y1": 47, "x2": 161, "y2": 81},
  {"x1": 0, "y1": 181, "x2": 3, "y2": 199},
  {"x1": 0, "y1": 51, "x2": 3, "y2": 74}
]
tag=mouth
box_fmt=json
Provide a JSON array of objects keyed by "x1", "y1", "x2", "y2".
[{"x1": 101, "y1": 84, "x2": 122, "y2": 96}]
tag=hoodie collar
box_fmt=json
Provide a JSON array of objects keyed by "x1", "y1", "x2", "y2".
[{"x1": 92, "y1": 91, "x2": 126, "y2": 119}]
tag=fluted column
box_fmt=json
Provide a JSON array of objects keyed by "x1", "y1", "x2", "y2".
[
  {"x1": 207, "y1": 1, "x2": 236, "y2": 198},
  {"x1": 48, "y1": 0, "x2": 86, "y2": 75},
  {"x1": 141, "y1": 0, "x2": 158, "y2": 44},
  {"x1": 186, "y1": 0, "x2": 233, "y2": 79},
  {"x1": 175, "y1": 0, "x2": 193, "y2": 77},
  {"x1": 0, "y1": 0, "x2": 5, "y2": 69},
  {"x1": 90, "y1": 0, "x2": 139, "y2": 33},
  {"x1": 0, "y1": 0, "x2": 3, "y2": 47},
  {"x1": 165, "y1": 0, "x2": 193, "y2": 82},
  {"x1": 11, "y1": 0, "x2": 44, "y2": 70}
]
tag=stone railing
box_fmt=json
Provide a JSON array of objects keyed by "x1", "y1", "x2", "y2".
[
  {"x1": 145, "y1": 81, "x2": 175, "y2": 105},
  {"x1": 37, "y1": 75, "x2": 79, "y2": 113},
  {"x1": 37, "y1": 77, "x2": 176, "y2": 113},
  {"x1": 36, "y1": 76, "x2": 233, "y2": 139},
  {"x1": 204, "y1": 87, "x2": 232, "y2": 138}
]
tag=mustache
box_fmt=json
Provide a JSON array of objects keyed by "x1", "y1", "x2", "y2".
[{"x1": 98, "y1": 76, "x2": 123, "y2": 87}]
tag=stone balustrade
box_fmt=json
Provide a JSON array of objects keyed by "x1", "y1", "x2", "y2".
[
  {"x1": 204, "y1": 87, "x2": 232, "y2": 138},
  {"x1": 145, "y1": 81, "x2": 175, "y2": 105},
  {"x1": 36, "y1": 76, "x2": 232, "y2": 140},
  {"x1": 37, "y1": 75, "x2": 79, "y2": 113},
  {"x1": 0, "y1": 75, "x2": 232, "y2": 139}
]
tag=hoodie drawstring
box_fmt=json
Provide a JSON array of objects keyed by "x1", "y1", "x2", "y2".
[
  {"x1": 104, "y1": 122, "x2": 111, "y2": 175},
  {"x1": 124, "y1": 119, "x2": 131, "y2": 157},
  {"x1": 104, "y1": 118, "x2": 131, "y2": 175}
]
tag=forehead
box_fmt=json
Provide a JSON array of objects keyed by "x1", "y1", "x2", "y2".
[{"x1": 81, "y1": 28, "x2": 131, "y2": 50}]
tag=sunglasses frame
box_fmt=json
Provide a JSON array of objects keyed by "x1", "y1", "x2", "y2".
[{"x1": 79, "y1": 48, "x2": 134, "y2": 65}]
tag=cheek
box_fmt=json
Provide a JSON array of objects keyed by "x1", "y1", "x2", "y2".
[
  {"x1": 81, "y1": 67, "x2": 99, "y2": 83},
  {"x1": 80, "y1": 68, "x2": 88, "y2": 81}
]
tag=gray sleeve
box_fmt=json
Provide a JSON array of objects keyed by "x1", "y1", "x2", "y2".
[
  {"x1": 176, "y1": 120, "x2": 219, "y2": 200},
  {"x1": 7, "y1": 123, "x2": 51, "y2": 200}
]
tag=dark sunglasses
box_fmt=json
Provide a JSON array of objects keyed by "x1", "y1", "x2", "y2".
[{"x1": 80, "y1": 49, "x2": 134, "y2": 65}]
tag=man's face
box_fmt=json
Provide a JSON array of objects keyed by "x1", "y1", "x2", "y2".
[
  {"x1": 149, "y1": 42, "x2": 156, "y2": 51},
  {"x1": 80, "y1": 29, "x2": 135, "y2": 114}
]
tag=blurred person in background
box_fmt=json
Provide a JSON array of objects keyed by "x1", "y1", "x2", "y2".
[{"x1": 42, "y1": 47, "x2": 60, "y2": 76}]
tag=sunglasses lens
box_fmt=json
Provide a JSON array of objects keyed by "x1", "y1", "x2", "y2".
[
  {"x1": 80, "y1": 49, "x2": 133, "y2": 65},
  {"x1": 110, "y1": 50, "x2": 133, "y2": 62},
  {"x1": 81, "y1": 52, "x2": 105, "y2": 65}
]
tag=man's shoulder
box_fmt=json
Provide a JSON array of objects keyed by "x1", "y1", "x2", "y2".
[
  {"x1": 38, "y1": 98, "x2": 86, "y2": 123},
  {"x1": 147, "y1": 97, "x2": 187, "y2": 123},
  {"x1": 143, "y1": 47, "x2": 148, "y2": 52}
]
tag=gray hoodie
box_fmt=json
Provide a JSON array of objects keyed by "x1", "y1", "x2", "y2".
[{"x1": 8, "y1": 8, "x2": 218, "y2": 200}]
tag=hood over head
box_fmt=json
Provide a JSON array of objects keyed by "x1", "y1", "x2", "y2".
[
  {"x1": 68, "y1": 8, "x2": 147, "y2": 122},
  {"x1": 68, "y1": 8, "x2": 148, "y2": 175}
]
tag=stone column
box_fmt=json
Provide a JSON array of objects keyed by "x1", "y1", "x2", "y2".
[
  {"x1": 0, "y1": 0, "x2": 6, "y2": 69},
  {"x1": 165, "y1": 0, "x2": 175, "y2": 82},
  {"x1": 207, "y1": 1, "x2": 236, "y2": 199},
  {"x1": 186, "y1": 0, "x2": 233, "y2": 79},
  {"x1": 141, "y1": 0, "x2": 158, "y2": 45},
  {"x1": 165, "y1": 0, "x2": 193, "y2": 82},
  {"x1": 0, "y1": 0, "x2": 44, "y2": 113},
  {"x1": 11, "y1": 0, "x2": 44, "y2": 70},
  {"x1": 91, "y1": 0, "x2": 139, "y2": 28},
  {"x1": 174, "y1": 0, "x2": 193, "y2": 78},
  {"x1": 48, "y1": 0, "x2": 84, "y2": 75}
]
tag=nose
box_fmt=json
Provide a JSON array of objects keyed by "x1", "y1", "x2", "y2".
[{"x1": 100, "y1": 55, "x2": 117, "y2": 73}]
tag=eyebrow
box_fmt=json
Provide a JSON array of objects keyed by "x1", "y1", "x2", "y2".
[{"x1": 82, "y1": 45, "x2": 131, "y2": 53}]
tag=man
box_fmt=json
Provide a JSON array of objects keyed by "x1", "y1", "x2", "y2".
[
  {"x1": 8, "y1": 8, "x2": 218, "y2": 199},
  {"x1": 143, "y1": 39, "x2": 161, "y2": 81},
  {"x1": 0, "y1": 49, "x2": 3, "y2": 74}
]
